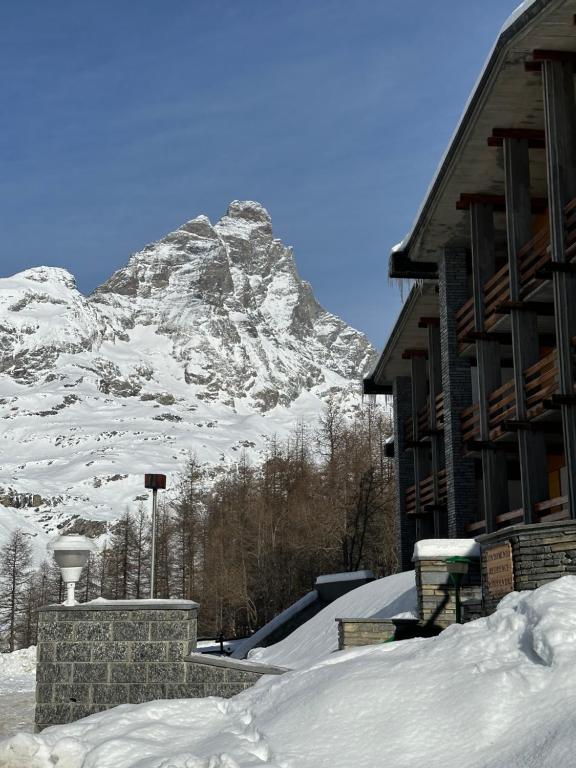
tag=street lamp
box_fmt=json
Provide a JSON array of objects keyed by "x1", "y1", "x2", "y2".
[
  {"x1": 144, "y1": 473, "x2": 167, "y2": 599},
  {"x1": 48, "y1": 534, "x2": 96, "y2": 606},
  {"x1": 445, "y1": 556, "x2": 471, "y2": 624}
]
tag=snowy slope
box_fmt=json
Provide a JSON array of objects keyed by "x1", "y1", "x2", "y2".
[
  {"x1": 0, "y1": 201, "x2": 375, "y2": 557},
  {"x1": 245, "y1": 570, "x2": 416, "y2": 668},
  {"x1": 5, "y1": 577, "x2": 576, "y2": 767}
]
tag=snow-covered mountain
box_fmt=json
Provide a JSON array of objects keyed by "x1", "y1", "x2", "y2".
[{"x1": 0, "y1": 201, "x2": 375, "y2": 558}]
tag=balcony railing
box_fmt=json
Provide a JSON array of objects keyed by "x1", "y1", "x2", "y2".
[
  {"x1": 455, "y1": 297, "x2": 474, "y2": 351},
  {"x1": 435, "y1": 392, "x2": 445, "y2": 430},
  {"x1": 564, "y1": 197, "x2": 576, "y2": 262},
  {"x1": 406, "y1": 469, "x2": 447, "y2": 515},
  {"x1": 487, "y1": 378, "x2": 516, "y2": 439},
  {"x1": 465, "y1": 497, "x2": 570, "y2": 534},
  {"x1": 518, "y1": 225, "x2": 550, "y2": 292},
  {"x1": 461, "y1": 402, "x2": 480, "y2": 443},
  {"x1": 525, "y1": 349, "x2": 560, "y2": 418},
  {"x1": 484, "y1": 263, "x2": 510, "y2": 328}
]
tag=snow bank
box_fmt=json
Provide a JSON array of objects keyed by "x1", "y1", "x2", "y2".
[
  {"x1": 5, "y1": 578, "x2": 576, "y2": 767},
  {"x1": 247, "y1": 570, "x2": 416, "y2": 668},
  {"x1": 0, "y1": 647, "x2": 36, "y2": 695},
  {"x1": 413, "y1": 539, "x2": 480, "y2": 560}
]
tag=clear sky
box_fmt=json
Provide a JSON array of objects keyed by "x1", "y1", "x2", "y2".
[{"x1": 0, "y1": 1, "x2": 522, "y2": 347}]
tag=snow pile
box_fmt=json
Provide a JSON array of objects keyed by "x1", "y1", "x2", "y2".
[
  {"x1": 413, "y1": 539, "x2": 480, "y2": 560},
  {"x1": 0, "y1": 647, "x2": 36, "y2": 694},
  {"x1": 245, "y1": 570, "x2": 416, "y2": 668},
  {"x1": 4, "y1": 578, "x2": 576, "y2": 767}
]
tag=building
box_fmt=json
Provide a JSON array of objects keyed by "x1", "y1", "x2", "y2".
[{"x1": 365, "y1": 0, "x2": 576, "y2": 571}]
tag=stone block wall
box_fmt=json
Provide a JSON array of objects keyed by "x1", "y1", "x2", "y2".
[
  {"x1": 184, "y1": 654, "x2": 286, "y2": 697},
  {"x1": 478, "y1": 520, "x2": 576, "y2": 615},
  {"x1": 36, "y1": 601, "x2": 198, "y2": 730},
  {"x1": 414, "y1": 556, "x2": 482, "y2": 628},
  {"x1": 337, "y1": 618, "x2": 396, "y2": 650}
]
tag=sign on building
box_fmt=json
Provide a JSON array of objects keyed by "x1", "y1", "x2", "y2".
[{"x1": 485, "y1": 542, "x2": 514, "y2": 598}]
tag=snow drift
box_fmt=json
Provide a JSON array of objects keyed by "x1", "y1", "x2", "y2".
[
  {"x1": 4, "y1": 577, "x2": 576, "y2": 767},
  {"x1": 246, "y1": 569, "x2": 416, "y2": 668}
]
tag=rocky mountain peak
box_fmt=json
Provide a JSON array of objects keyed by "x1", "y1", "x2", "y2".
[{"x1": 0, "y1": 202, "x2": 376, "y2": 555}]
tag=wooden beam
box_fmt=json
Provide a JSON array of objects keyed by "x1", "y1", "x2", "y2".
[
  {"x1": 456, "y1": 193, "x2": 547, "y2": 212},
  {"x1": 502, "y1": 420, "x2": 563, "y2": 433},
  {"x1": 492, "y1": 128, "x2": 545, "y2": 141},
  {"x1": 497, "y1": 300, "x2": 556, "y2": 315},
  {"x1": 533, "y1": 50, "x2": 576, "y2": 63},
  {"x1": 488, "y1": 136, "x2": 545, "y2": 149},
  {"x1": 401, "y1": 349, "x2": 428, "y2": 360},
  {"x1": 389, "y1": 252, "x2": 438, "y2": 279},
  {"x1": 417, "y1": 317, "x2": 440, "y2": 328}
]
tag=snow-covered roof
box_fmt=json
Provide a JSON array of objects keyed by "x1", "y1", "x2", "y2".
[
  {"x1": 315, "y1": 570, "x2": 373, "y2": 585},
  {"x1": 413, "y1": 539, "x2": 480, "y2": 560}
]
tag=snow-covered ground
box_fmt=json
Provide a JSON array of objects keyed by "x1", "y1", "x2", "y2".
[
  {"x1": 0, "y1": 647, "x2": 36, "y2": 739},
  {"x1": 5, "y1": 577, "x2": 576, "y2": 766},
  {"x1": 246, "y1": 570, "x2": 416, "y2": 668}
]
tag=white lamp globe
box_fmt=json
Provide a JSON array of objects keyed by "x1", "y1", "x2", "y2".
[{"x1": 48, "y1": 534, "x2": 96, "y2": 605}]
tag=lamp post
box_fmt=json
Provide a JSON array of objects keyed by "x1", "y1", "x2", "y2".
[
  {"x1": 445, "y1": 556, "x2": 471, "y2": 624},
  {"x1": 144, "y1": 473, "x2": 167, "y2": 599},
  {"x1": 48, "y1": 534, "x2": 96, "y2": 606}
]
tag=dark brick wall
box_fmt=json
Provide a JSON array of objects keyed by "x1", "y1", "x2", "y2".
[
  {"x1": 393, "y1": 376, "x2": 416, "y2": 571},
  {"x1": 438, "y1": 250, "x2": 477, "y2": 536}
]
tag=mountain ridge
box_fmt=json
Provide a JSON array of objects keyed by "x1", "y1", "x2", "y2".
[{"x1": 0, "y1": 200, "x2": 375, "y2": 558}]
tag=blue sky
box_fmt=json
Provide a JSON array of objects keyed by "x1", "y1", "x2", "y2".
[{"x1": 0, "y1": 1, "x2": 521, "y2": 347}]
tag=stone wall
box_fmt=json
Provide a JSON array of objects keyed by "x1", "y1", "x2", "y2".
[
  {"x1": 184, "y1": 654, "x2": 286, "y2": 697},
  {"x1": 478, "y1": 520, "x2": 576, "y2": 615},
  {"x1": 337, "y1": 618, "x2": 396, "y2": 650},
  {"x1": 35, "y1": 601, "x2": 198, "y2": 730},
  {"x1": 414, "y1": 556, "x2": 481, "y2": 628}
]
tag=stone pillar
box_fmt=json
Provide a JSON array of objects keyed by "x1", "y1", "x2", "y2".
[
  {"x1": 393, "y1": 376, "x2": 416, "y2": 571},
  {"x1": 542, "y1": 59, "x2": 576, "y2": 518},
  {"x1": 413, "y1": 552, "x2": 481, "y2": 628},
  {"x1": 438, "y1": 249, "x2": 477, "y2": 536},
  {"x1": 470, "y1": 202, "x2": 508, "y2": 532},
  {"x1": 503, "y1": 137, "x2": 548, "y2": 522},
  {"x1": 35, "y1": 600, "x2": 198, "y2": 730}
]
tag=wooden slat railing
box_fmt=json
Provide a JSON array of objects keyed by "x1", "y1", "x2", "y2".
[
  {"x1": 435, "y1": 392, "x2": 444, "y2": 430},
  {"x1": 518, "y1": 225, "x2": 550, "y2": 291},
  {"x1": 417, "y1": 402, "x2": 430, "y2": 435},
  {"x1": 564, "y1": 197, "x2": 576, "y2": 261},
  {"x1": 461, "y1": 402, "x2": 480, "y2": 442},
  {"x1": 455, "y1": 297, "x2": 475, "y2": 349},
  {"x1": 404, "y1": 416, "x2": 414, "y2": 442},
  {"x1": 524, "y1": 349, "x2": 560, "y2": 418},
  {"x1": 487, "y1": 378, "x2": 516, "y2": 437},
  {"x1": 405, "y1": 469, "x2": 447, "y2": 516},
  {"x1": 535, "y1": 495, "x2": 569, "y2": 523},
  {"x1": 484, "y1": 263, "x2": 510, "y2": 328}
]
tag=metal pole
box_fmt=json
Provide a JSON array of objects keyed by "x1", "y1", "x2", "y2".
[{"x1": 150, "y1": 487, "x2": 158, "y2": 599}]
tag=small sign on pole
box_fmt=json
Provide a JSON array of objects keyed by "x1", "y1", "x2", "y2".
[{"x1": 145, "y1": 474, "x2": 167, "y2": 598}]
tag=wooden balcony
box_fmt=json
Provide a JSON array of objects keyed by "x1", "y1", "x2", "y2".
[
  {"x1": 487, "y1": 378, "x2": 516, "y2": 439},
  {"x1": 484, "y1": 263, "x2": 510, "y2": 329},
  {"x1": 525, "y1": 349, "x2": 560, "y2": 418},
  {"x1": 406, "y1": 469, "x2": 447, "y2": 515},
  {"x1": 435, "y1": 392, "x2": 444, "y2": 430},
  {"x1": 564, "y1": 197, "x2": 576, "y2": 262},
  {"x1": 455, "y1": 297, "x2": 474, "y2": 351},
  {"x1": 466, "y1": 497, "x2": 569, "y2": 534},
  {"x1": 461, "y1": 402, "x2": 480, "y2": 443},
  {"x1": 518, "y1": 224, "x2": 550, "y2": 292}
]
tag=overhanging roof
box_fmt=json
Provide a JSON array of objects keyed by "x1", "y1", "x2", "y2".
[
  {"x1": 367, "y1": 282, "x2": 439, "y2": 388},
  {"x1": 391, "y1": 0, "x2": 573, "y2": 270}
]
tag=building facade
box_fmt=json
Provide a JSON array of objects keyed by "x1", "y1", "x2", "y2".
[{"x1": 365, "y1": 0, "x2": 576, "y2": 570}]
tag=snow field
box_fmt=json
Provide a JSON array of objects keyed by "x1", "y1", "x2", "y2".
[{"x1": 5, "y1": 576, "x2": 576, "y2": 766}]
